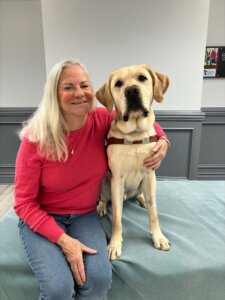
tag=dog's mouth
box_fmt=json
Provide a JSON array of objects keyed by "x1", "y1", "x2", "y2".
[
  {"x1": 123, "y1": 110, "x2": 149, "y2": 122},
  {"x1": 123, "y1": 85, "x2": 149, "y2": 122}
]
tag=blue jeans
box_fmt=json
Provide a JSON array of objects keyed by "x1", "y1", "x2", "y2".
[{"x1": 19, "y1": 211, "x2": 112, "y2": 300}]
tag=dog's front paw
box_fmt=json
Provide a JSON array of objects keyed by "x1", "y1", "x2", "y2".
[
  {"x1": 152, "y1": 231, "x2": 170, "y2": 251},
  {"x1": 108, "y1": 239, "x2": 122, "y2": 260},
  {"x1": 97, "y1": 201, "x2": 107, "y2": 217}
]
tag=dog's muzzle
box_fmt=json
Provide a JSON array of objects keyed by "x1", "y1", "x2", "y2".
[
  {"x1": 123, "y1": 85, "x2": 149, "y2": 122},
  {"x1": 123, "y1": 110, "x2": 149, "y2": 122}
]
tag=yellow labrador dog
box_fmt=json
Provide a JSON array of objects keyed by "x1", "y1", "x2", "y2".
[{"x1": 96, "y1": 64, "x2": 170, "y2": 260}]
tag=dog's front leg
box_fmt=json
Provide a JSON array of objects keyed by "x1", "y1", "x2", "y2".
[
  {"x1": 143, "y1": 171, "x2": 170, "y2": 251},
  {"x1": 108, "y1": 174, "x2": 124, "y2": 260}
]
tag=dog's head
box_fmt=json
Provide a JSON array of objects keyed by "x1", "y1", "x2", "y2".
[{"x1": 96, "y1": 64, "x2": 169, "y2": 121}]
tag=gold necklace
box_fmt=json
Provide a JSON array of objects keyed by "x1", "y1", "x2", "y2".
[
  {"x1": 68, "y1": 128, "x2": 84, "y2": 156},
  {"x1": 67, "y1": 116, "x2": 88, "y2": 155}
]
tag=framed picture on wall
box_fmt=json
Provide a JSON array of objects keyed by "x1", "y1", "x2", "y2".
[{"x1": 203, "y1": 46, "x2": 225, "y2": 78}]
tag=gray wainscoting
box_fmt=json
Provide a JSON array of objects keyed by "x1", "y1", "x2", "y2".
[
  {"x1": 0, "y1": 108, "x2": 34, "y2": 183},
  {"x1": 197, "y1": 108, "x2": 225, "y2": 180},
  {"x1": 155, "y1": 110, "x2": 205, "y2": 180},
  {"x1": 0, "y1": 107, "x2": 224, "y2": 183}
]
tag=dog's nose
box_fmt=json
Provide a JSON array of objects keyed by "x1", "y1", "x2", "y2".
[
  {"x1": 123, "y1": 115, "x2": 129, "y2": 122},
  {"x1": 125, "y1": 86, "x2": 140, "y2": 98},
  {"x1": 143, "y1": 110, "x2": 149, "y2": 117}
]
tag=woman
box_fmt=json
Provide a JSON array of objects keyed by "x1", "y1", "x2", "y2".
[{"x1": 14, "y1": 58, "x2": 169, "y2": 300}]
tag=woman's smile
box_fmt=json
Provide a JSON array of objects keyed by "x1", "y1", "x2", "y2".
[{"x1": 70, "y1": 99, "x2": 88, "y2": 105}]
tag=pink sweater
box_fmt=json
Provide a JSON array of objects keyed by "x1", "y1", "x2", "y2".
[{"x1": 14, "y1": 107, "x2": 166, "y2": 243}]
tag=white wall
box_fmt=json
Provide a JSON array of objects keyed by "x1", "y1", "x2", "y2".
[
  {"x1": 2, "y1": 0, "x2": 223, "y2": 110},
  {"x1": 41, "y1": 0, "x2": 210, "y2": 111},
  {"x1": 201, "y1": 0, "x2": 225, "y2": 107},
  {"x1": 0, "y1": 0, "x2": 46, "y2": 107}
]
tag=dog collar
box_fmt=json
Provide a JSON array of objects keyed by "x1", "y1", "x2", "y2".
[{"x1": 107, "y1": 135, "x2": 159, "y2": 146}]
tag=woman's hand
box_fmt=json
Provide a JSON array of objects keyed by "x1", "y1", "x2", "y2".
[
  {"x1": 57, "y1": 233, "x2": 97, "y2": 286},
  {"x1": 143, "y1": 138, "x2": 169, "y2": 170}
]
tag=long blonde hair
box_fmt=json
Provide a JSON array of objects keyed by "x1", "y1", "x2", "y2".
[{"x1": 19, "y1": 58, "x2": 89, "y2": 161}]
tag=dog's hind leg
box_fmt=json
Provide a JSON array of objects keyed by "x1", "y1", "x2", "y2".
[
  {"x1": 97, "y1": 176, "x2": 111, "y2": 216},
  {"x1": 97, "y1": 198, "x2": 108, "y2": 217},
  {"x1": 136, "y1": 192, "x2": 147, "y2": 208}
]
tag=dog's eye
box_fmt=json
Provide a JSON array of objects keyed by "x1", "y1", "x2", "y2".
[
  {"x1": 138, "y1": 75, "x2": 147, "y2": 82},
  {"x1": 115, "y1": 80, "x2": 123, "y2": 88}
]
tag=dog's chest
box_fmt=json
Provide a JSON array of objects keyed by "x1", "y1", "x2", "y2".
[
  {"x1": 107, "y1": 143, "x2": 154, "y2": 176},
  {"x1": 107, "y1": 144, "x2": 155, "y2": 196}
]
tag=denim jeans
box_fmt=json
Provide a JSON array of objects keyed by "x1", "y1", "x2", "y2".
[{"x1": 19, "y1": 211, "x2": 112, "y2": 300}]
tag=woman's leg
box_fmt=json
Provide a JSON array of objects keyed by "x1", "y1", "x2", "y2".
[
  {"x1": 19, "y1": 220, "x2": 75, "y2": 300},
  {"x1": 67, "y1": 212, "x2": 112, "y2": 300}
]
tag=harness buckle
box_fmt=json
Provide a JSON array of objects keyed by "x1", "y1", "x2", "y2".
[
  {"x1": 124, "y1": 139, "x2": 132, "y2": 145},
  {"x1": 142, "y1": 137, "x2": 150, "y2": 144}
]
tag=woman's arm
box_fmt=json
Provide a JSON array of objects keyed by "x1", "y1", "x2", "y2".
[
  {"x1": 144, "y1": 121, "x2": 170, "y2": 170},
  {"x1": 153, "y1": 121, "x2": 170, "y2": 143},
  {"x1": 14, "y1": 138, "x2": 64, "y2": 243}
]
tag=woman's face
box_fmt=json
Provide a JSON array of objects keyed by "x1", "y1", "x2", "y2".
[{"x1": 58, "y1": 64, "x2": 94, "y2": 122}]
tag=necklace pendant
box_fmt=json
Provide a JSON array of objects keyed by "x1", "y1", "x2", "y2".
[{"x1": 71, "y1": 149, "x2": 75, "y2": 155}]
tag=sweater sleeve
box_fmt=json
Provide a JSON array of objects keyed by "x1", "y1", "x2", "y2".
[
  {"x1": 14, "y1": 138, "x2": 64, "y2": 243},
  {"x1": 153, "y1": 121, "x2": 166, "y2": 138}
]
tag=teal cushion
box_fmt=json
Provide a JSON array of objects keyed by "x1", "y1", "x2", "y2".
[
  {"x1": 0, "y1": 209, "x2": 39, "y2": 300},
  {"x1": 0, "y1": 181, "x2": 225, "y2": 300}
]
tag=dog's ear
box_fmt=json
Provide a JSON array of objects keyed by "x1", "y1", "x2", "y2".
[
  {"x1": 95, "y1": 80, "x2": 114, "y2": 112},
  {"x1": 146, "y1": 65, "x2": 170, "y2": 103}
]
